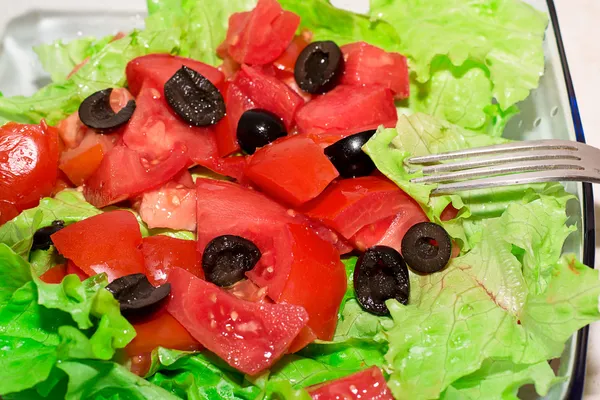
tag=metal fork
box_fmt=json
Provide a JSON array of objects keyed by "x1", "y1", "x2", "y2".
[{"x1": 406, "y1": 139, "x2": 600, "y2": 195}]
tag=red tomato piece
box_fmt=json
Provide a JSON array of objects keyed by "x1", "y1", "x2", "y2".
[
  {"x1": 273, "y1": 32, "x2": 312, "y2": 73},
  {"x1": 141, "y1": 235, "x2": 202, "y2": 286},
  {"x1": 39, "y1": 264, "x2": 67, "y2": 284},
  {"x1": 210, "y1": 155, "x2": 248, "y2": 181},
  {"x1": 216, "y1": 83, "x2": 255, "y2": 157},
  {"x1": 351, "y1": 209, "x2": 428, "y2": 253},
  {"x1": 233, "y1": 65, "x2": 304, "y2": 129},
  {"x1": 59, "y1": 131, "x2": 118, "y2": 186},
  {"x1": 299, "y1": 176, "x2": 421, "y2": 240},
  {"x1": 248, "y1": 223, "x2": 346, "y2": 340},
  {"x1": 245, "y1": 136, "x2": 339, "y2": 207},
  {"x1": 218, "y1": 11, "x2": 250, "y2": 59},
  {"x1": 66, "y1": 260, "x2": 89, "y2": 281},
  {"x1": 83, "y1": 143, "x2": 188, "y2": 208},
  {"x1": 126, "y1": 309, "x2": 203, "y2": 357},
  {"x1": 308, "y1": 366, "x2": 393, "y2": 400},
  {"x1": 225, "y1": 279, "x2": 269, "y2": 303},
  {"x1": 51, "y1": 210, "x2": 144, "y2": 281},
  {"x1": 122, "y1": 83, "x2": 219, "y2": 167},
  {"x1": 287, "y1": 326, "x2": 318, "y2": 354},
  {"x1": 167, "y1": 267, "x2": 309, "y2": 375},
  {"x1": 341, "y1": 42, "x2": 410, "y2": 100},
  {"x1": 0, "y1": 122, "x2": 59, "y2": 224},
  {"x1": 138, "y1": 182, "x2": 197, "y2": 232},
  {"x1": 441, "y1": 204, "x2": 459, "y2": 221},
  {"x1": 295, "y1": 85, "x2": 397, "y2": 134},
  {"x1": 126, "y1": 54, "x2": 224, "y2": 97},
  {"x1": 225, "y1": 0, "x2": 299, "y2": 65}
]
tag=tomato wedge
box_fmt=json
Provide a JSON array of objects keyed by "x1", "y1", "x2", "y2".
[
  {"x1": 141, "y1": 235, "x2": 202, "y2": 286},
  {"x1": 225, "y1": 0, "x2": 300, "y2": 65},
  {"x1": 0, "y1": 122, "x2": 59, "y2": 224},
  {"x1": 341, "y1": 42, "x2": 410, "y2": 100},
  {"x1": 233, "y1": 65, "x2": 304, "y2": 129},
  {"x1": 138, "y1": 181, "x2": 197, "y2": 232},
  {"x1": 83, "y1": 143, "x2": 188, "y2": 208},
  {"x1": 51, "y1": 210, "x2": 144, "y2": 281},
  {"x1": 308, "y1": 367, "x2": 393, "y2": 400},
  {"x1": 39, "y1": 264, "x2": 67, "y2": 284},
  {"x1": 245, "y1": 136, "x2": 339, "y2": 207},
  {"x1": 351, "y1": 210, "x2": 428, "y2": 253},
  {"x1": 295, "y1": 85, "x2": 397, "y2": 134},
  {"x1": 273, "y1": 33, "x2": 312, "y2": 73},
  {"x1": 126, "y1": 54, "x2": 225, "y2": 97},
  {"x1": 299, "y1": 176, "x2": 423, "y2": 240},
  {"x1": 66, "y1": 260, "x2": 89, "y2": 281},
  {"x1": 59, "y1": 131, "x2": 118, "y2": 186},
  {"x1": 126, "y1": 309, "x2": 203, "y2": 357},
  {"x1": 122, "y1": 83, "x2": 219, "y2": 167},
  {"x1": 214, "y1": 83, "x2": 254, "y2": 157},
  {"x1": 167, "y1": 267, "x2": 308, "y2": 375}
]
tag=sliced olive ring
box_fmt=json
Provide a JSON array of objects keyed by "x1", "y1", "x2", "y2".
[
  {"x1": 164, "y1": 66, "x2": 226, "y2": 127},
  {"x1": 33, "y1": 220, "x2": 65, "y2": 251},
  {"x1": 401, "y1": 222, "x2": 452, "y2": 274},
  {"x1": 78, "y1": 88, "x2": 136, "y2": 131},
  {"x1": 106, "y1": 273, "x2": 171, "y2": 317},
  {"x1": 324, "y1": 130, "x2": 376, "y2": 178},
  {"x1": 353, "y1": 246, "x2": 410, "y2": 316},
  {"x1": 237, "y1": 109, "x2": 287, "y2": 155},
  {"x1": 294, "y1": 41, "x2": 344, "y2": 94},
  {"x1": 202, "y1": 235, "x2": 262, "y2": 287}
]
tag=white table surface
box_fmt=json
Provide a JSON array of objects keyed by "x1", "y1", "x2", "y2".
[{"x1": 0, "y1": 0, "x2": 599, "y2": 397}]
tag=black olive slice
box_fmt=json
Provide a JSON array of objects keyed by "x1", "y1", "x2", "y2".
[
  {"x1": 236, "y1": 109, "x2": 287, "y2": 155},
  {"x1": 401, "y1": 222, "x2": 452, "y2": 274},
  {"x1": 353, "y1": 246, "x2": 410, "y2": 316},
  {"x1": 202, "y1": 235, "x2": 262, "y2": 287},
  {"x1": 106, "y1": 273, "x2": 171, "y2": 317},
  {"x1": 324, "y1": 130, "x2": 377, "y2": 178},
  {"x1": 294, "y1": 41, "x2": 344, "y2": 94},
  {"x1": 78, "y1": 88, "x2": 136, "y2": 131},
  {"x1": 33, "y1": 220, "x2": 65, "y2": 251},
  {"x1": 164, "y1": 66, "x2": 226, "y2": 127}
]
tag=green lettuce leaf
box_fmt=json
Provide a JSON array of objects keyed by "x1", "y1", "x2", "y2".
[
  {"x1": 29, "y1": 247, "x2": 64, "y2": 277},
  {"x1": 383, "y1": 194, "x2": 600, "y2": 399},
  {"x1": 0, "y1": 189, "x2": 101, "y2": 259},
  {"x1": 34, "y1": 35, "x2": 114, "y2": 82},
  {"x1": 441, "y1": 360, "x2": 560, "y2": 400},
  {"x1": 370, "y1": 0, "x2": 548, "y2": 111}
]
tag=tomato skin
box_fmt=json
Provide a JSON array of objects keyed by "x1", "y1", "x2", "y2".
[
  {"x1": 126, "y1": 308, "x2": 203, "y2": 357},
  {"x1": 245, "y1": 136, "x2": 339, "y2": 207},
  {"x1": 141, "y1": 235, "x2": 202, "y2": 286},
  {"x1": 341, "y1": 42, "x2": 410, "y2": 100},
  {"x1": 83, "y1": 143, "x2": 188, "y2": 208},
  {"x1": 215, "y1": 83, "x2": 255, "y2": 157},
  {"x1": 66, "y1": 260, "x2": 89, "y2": 281},
  {"x1": 51, "y1": 210, "x2": 145, "y2": 281},
  {"x1": 0, "y1": 122, "x2": 59, "y2": 224},
  {"x1": 308, "y1": 366, "x2": 393, "y2": 400},
  {"x1": 295, "y1": 85, "x2": 397, "y2": 134},
  {"x1": 39, "y1": 264, "x2": 67, "y2": 284},
  {"x1": 226, "y1": 0, "x2": 300, "y2": 65},
  {"x1": 299, "y1": 176, "x2": 422, "y2": 240},
  {"x1": 287, "y1": 326, "x2": 318, "y2": 354},
  {"x1": 233, "y1": 65, "x2": 304, "y2": 129},
  {"x1": 126, "y1": 54, "x2": 224, "y2": 97},
  {"x1": 122, "y1": 83, "x2": 219, "y2": 167},
  {"x1": 248, "y1": 223, "x2": 346, "y2": 340},
  {"x1": 59, "y1": 131, "x2": 118, "y2": 186},
  {"x1": 167, "y1": 267, "x2": 309, "y2": 375},
  {"x1": 273, "y1": 33, "x2": 311, "y2": 73}
]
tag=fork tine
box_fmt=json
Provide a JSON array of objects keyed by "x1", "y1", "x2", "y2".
[
  {"x1": 431, "y1": 170, "x2": 600, "y2": 195},
  {"x1": 407, "y1": 139, "x2": 581, "y2": 165},
  {"x1": 411, "y1": 149, "x2": 581, "y2": 175},
  {"x1": 411, "y1": 160, "x2": 584, "y2": 184}
]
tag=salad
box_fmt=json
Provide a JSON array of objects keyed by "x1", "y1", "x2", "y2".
[{"x1": 0, "y1": 0, "x2": 598, "y2": 399}]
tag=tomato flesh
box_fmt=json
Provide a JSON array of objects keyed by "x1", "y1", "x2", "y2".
[
  {"x1": 39, "y1": 264, "x2": 67, "y2": 284},
  {"x1": 273, "y1": 33, "x2": 311, "y2": 73},
  {"x1": 51, "y1": 210, "x2": 144, "y2": 281},
  {"x1": 59, "y1": 130, "x2": 118, "y2": 186},
  {"x1": 308, "y1": 366, "x2": 393, "y2": 400},
  {"x1": 141, "y1": 235, "x2": 202, "y2": 286},
  {"x1": 300, "y1": 176, "x2": 422, "y2": 240},
  {"x1": 66, "y1": 260, "x2": 89, "y2": 281},
  {"x1": 245, "y1": 136, "x2": 339, "y2": 207},
  {"x1": 0, "y1": 122, "x2": 59, "y2": 224},
  {"x1": 167, "y1": 267, "x2": 308, "y2": 375},
  {"x1": 233, "y1": 65, "x2": 304, "y2": 129},
  {"x1": 83, "y1": 143, "x2": 188, "y2": 208},
  {"x1": 138, "y1": 181, "x2": 197, "y2": 232},
  {"x1": 341, "y1": 42, "x2": 410, "y2": 100},
  {"x1": 225, "y1": 0, "x2": 300, "y2": 65},
  {"x1": 126, "y1": 54, "x2": 224, "y2": 97},
  {"x1": 122, "y1": 83, "x2": 219, "y2": 167},
  {"x1": 295, "y1": 85, "x2": 397, "y2": 134},
  {"x1": 215, "y1": 83, "x2": 254, "y2": 157},
  {"x1": 126, "y1": 309, "x2": 203, "y2": 357}
]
